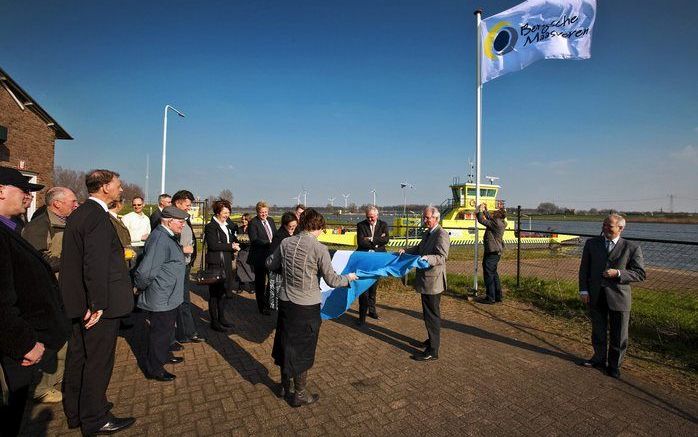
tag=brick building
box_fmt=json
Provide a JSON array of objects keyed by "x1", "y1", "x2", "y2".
[{"x1": 0, "y1": 66, "x2": 72, "y2": 217}]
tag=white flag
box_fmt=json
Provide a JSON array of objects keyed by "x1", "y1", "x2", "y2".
[{"x1": 480, "y1": 0, "x2": 596, "y2": 84}]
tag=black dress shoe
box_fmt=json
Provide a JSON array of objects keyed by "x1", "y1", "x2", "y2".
[
  {"x1": 356, "y1": 319, "x2": 365, "y2": 327},
  {"x1": 368, "y1": 312, "x2": 379, "y2": 320},
  {"x1": 146, "y1": 371, "x2": 176, "y2": 382},
  {"x1": 412, "y1": 351, "x2": 438, "y2": 362},
  {"x1": 607, "y1": 367, "x2": 621, "y2": 379},
  {"x1": 480, "y1": 297, "x2": 496, "y2": 304},
  {"x1": 168, "y1": 356, "x2": 184, "y2": 364},
  {"x1": 91, "y1": 416, "x2": 136, "y2": 435},
  {"x1": 169, "y1": 342, "x2": 184, "y2": 352},
  {"x1": 579, "y1": 359, "x2": 606, "y2": 370},
  {"x1": 210, "y1": 323, "x2": 233, "y2": 333},
  {"x1": 187, "y1": 335, "x2": 206, "y2": 343}
]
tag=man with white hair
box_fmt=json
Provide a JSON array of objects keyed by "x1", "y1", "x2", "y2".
[
  {"x1": 356, "y1": 205, "x2": 390, "y2": 325},
  {"x1": 578, "y1": 213, "x2": 645, "y2": 379},
  {"x1": 399, "y1": 206, "x2": 450, "y2": 362},
  {"x1": 21, "y1": 186, "x2": 78, "y2": 404}
]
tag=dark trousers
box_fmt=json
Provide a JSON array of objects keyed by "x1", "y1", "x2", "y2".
[
  {"x1": 483, "y1": 252, "x2": 502, "y2": 301},
  {"x1": 63, "y1": 317, "x2": 120, "y2": 434},
  {"x1": 589, "y1": 290, "x2": 630, "y2": 371},
  {"x1": 209, "y1": 283, "x2": 233, "y2": 329},
  {"x1": 358, "y1": 281, "x2": 379, "y2": 321},
  {"x1": 421, "y1": 293, "x2": 441, "y2": 355},
  {"x1": 253, "y1": 264, "x2": 269, "y2": 313},
  {"x1": 146, "y1": 309, "x2": 177, "y2": 377},
  {"x1": 1, "y1": 355, "x2": 35, "y2": 437},
  {"x1": 175, "y1": 265, "x2": 198, "y2": 342},
  {"x1": 0, "y1": 384, "x2": 29, "y2": 436}
]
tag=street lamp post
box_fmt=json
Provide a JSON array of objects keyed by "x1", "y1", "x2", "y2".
[{"x1": 161, "y1": 104, "x2": 185, "y2": 194}]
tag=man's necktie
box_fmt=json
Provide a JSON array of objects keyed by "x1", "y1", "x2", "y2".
[
  {"x1": 606, "y1": 240, "x2": 614, "y2": 253},
  {"x1": 263, "y1": 220, "x2": 272, "y2": 241}
]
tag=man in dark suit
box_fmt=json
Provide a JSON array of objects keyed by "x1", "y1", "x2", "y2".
[
  {"x1": 356, "y1": 205, "x2": 390, "y2": 325},
  {"x1": 400, "y1": 206, "x2": 450, "y2": 362},
  {"x1": 60, "y1": 169, "x2": 135, "y2": 435},
  {"x1": 578, "y1": 213, "x2": 645, "y2": 379},
  {"x1": 149, "y1": 193, "x2": 171, "y2": 230},
  {"x1": 0, "y1": 167, "x2": 70, "y2": 436},
  {"x1": 248, "y1": 201, "x2": 276, "y2": 315}
]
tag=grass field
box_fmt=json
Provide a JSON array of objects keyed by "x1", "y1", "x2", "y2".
[{"x1": 435, "y1": 272, "x2": 698, "y2": 372}]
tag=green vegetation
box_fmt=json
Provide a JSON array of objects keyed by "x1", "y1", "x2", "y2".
[{"x1": 440, "y1": 272, "x2": 698, "y2": 371}]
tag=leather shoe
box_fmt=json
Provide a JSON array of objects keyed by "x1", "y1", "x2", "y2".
[
  {"x1": 607, "y1": 367, "x2": 621, "y2": 379},
  {"x1": 412, "y1": 351, "x2": 438, "y2": 361},
  {"x1": 182, "y1": 334, "x2": 206, "y2": 343},
  {"x1": 168, "y1": 356, "x2": 184, "y2": 364},
  {"x1": 355, "y1": 319, "x2": 365, "y2": 327},
  {"x1": 579, "y1": 359, "x2": 605, "y2": 370},
  {"x1": 368, "y1": 311, "x2": 379, "y2": 320},
  {"x1": 169, "y1": 342, "x2": 184, "y2": 352},
  {"x1": 146, "y1": 371, "x2": 176, "y2": 382},
  {"x1": 90, "y1": 416, "x2": 136, "y2": 435}
]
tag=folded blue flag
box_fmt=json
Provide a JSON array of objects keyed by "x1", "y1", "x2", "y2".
[{"x1": 320, "y1": 250, "x2": 429, "y2": 319}]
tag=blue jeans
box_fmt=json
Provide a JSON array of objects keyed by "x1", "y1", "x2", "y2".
[{"x1": 482, "y1": 252, "x2": 502, "y2": 301}]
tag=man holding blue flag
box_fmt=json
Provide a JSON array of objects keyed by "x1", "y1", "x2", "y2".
[{"x1": 399, "y1": 206, "x2": 450, "y2": 362}]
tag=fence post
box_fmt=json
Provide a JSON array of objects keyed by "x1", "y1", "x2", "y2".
[{"x1": 517, "y1": 205, "x2": 521, "y2": 288}]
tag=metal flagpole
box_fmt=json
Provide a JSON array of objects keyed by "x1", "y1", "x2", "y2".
[{"x1": 473, "y1": 9, "x2": 483, "y2": 295}]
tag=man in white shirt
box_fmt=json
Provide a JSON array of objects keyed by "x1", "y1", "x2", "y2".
[{"x1": 121, "y1": 196, "x2": 151, "y2": 258}]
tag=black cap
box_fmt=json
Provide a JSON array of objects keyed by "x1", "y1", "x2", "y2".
[
  {"x1": 161, "y1": 205, "x2": 189, "y2": 220},
  {"x1": 0, "y1": 167, "x2": 44, "y2": 192}
]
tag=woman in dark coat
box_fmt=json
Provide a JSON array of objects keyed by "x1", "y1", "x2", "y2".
[
  {"x1": 267, "y1": 212, "x2": 298, "y2": 310},
  {"x1": 204, "y1": 200, "x2": 239, "y2": 332}
]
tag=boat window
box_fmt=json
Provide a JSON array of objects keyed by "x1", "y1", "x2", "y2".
[{"x1": 466, "y1": 188, "x2": 476, "y2": 196}]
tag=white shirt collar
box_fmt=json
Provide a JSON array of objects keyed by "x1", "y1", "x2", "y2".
[
  {"x1": 160, "y1": 224, "x2": 175, "y2": 236},
  {"x1": 607, "y1": 235, "x2": 620, "y2": 244},
  {"x1": 89, "y1": 197, "x2": 109, "y2": 212}
]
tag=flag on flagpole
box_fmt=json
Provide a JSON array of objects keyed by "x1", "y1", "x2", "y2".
[
  {"x1": 480, "y1": 0, "x2": 596, "y2": 84},
  {"x1": 320, "y1": 251, "x2": 429, "y2": 320}
]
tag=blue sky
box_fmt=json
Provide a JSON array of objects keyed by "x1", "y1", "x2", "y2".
[{"x1": 1, "y1": 0, "x2": 696, "y2": 211}]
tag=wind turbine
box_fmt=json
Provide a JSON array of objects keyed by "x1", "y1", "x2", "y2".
[
  {"x1": 342, "y1": 193, "x2": 351, "y2": 209},
  {"x1": 328, "y1": 197, "x2": 336, "y2": 207},
  {"x1": 370, "y1": 188, "x2": 376, "y2": 206},
  {"x1": 302, "y1": 187, "x2": 309, "y2": 206}
]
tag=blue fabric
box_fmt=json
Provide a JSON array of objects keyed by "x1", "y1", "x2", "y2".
[{"x1": 320, "y1": 252, "x2": 428, "y2": 319}]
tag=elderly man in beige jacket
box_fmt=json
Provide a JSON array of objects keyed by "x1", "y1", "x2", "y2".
[{"x1": 399, "y1": 206, "x2": 450, "y2": 361}]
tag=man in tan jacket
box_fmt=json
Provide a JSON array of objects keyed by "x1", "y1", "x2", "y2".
[{"x1": 400, "y1": 206, "x2": 450, "y2": 361}]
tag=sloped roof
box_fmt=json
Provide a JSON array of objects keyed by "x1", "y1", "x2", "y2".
[{"x1": 0, "y1": 66, "x2": 72, "y2": 140}]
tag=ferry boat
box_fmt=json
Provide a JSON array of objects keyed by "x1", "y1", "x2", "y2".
[{"x1": 317, "y1": 178, "x2": 579, "y2": 248}]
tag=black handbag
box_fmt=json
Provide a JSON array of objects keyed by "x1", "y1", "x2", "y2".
[{"x1": 193, "y1": 240, "x2": 226, "y2": 286}]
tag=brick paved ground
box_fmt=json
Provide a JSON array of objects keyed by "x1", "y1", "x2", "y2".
[{"x1": 21, "y1": 284, "x2": 698, "y2": 436}]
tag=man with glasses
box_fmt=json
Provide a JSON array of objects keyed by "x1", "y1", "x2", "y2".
[
  {"x1": 121, "y1": 196, "x2": 151, "y2": 260},
  {"x1": 0, "y1": 167, "x2": 69, "y2": 435},
  {"x1": 578, "y1": 214, "x2": 645, "y2": 379},
  {"x1": 399, "y1": 206, "x2": 450, "y2": 362}
]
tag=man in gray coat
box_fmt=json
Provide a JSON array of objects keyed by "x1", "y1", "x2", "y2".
[
  {"x1": 578, "y1": 213, "x2": 645, "y2": 379},
  {"x1": 476, "y1": 203, "x2": 507, "y2": 303},
  {"x1": 134, "y1": 206, "x2": 188, "y2": 382},
  {"x1": 400, "y1": 206, "x2": 450, "y2": 362}
]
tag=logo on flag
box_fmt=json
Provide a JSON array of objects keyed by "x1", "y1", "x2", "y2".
[{"x1": 480, "y1": 0, "x2": 596, "y2": 84}]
